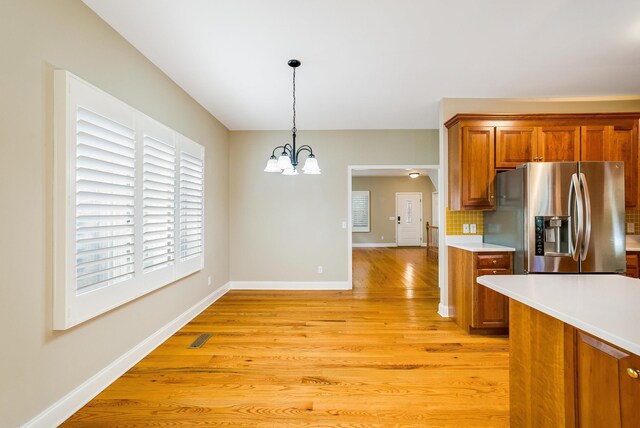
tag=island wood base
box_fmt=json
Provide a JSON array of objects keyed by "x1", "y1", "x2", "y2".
[{"x1": 510, "y1": 300, "x2": 640, "y2": 427}]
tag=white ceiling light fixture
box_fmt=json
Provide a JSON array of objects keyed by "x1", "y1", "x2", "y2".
[
  {"x1": 409, "y1": 172, "x2": 420, "y2": 178},
  {"x1": 264, "y1": 59, "x2": 321, "y2": 175}
]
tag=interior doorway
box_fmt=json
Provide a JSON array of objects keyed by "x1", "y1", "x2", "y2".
[
  {"x1": 347, "y1": 165, "x2": 441, "y2": 289},
  {"x1": 396, "y1": 192, "x2": 423, "y2": 246}
]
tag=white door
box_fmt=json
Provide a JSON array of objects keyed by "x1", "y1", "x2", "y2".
[
  {"x1": 396, "y1": 192, "x2": 422, "y2": 246},
  {"x1": 432, "y1": 192, "x2": 439, "y2": 227}
]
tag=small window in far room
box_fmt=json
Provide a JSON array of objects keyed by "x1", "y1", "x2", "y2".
[{"x1": 352, "y1": 191, "x2": 370, "y2": 233}]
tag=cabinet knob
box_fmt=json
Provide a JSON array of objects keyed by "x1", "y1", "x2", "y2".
[
  {"x1": 492, "y1": 259, "x2": 497, "y2": 264},
  {"x1": 492, "y1": 270, "x2": 497, "y2": 274},
  {"x1": 628, "y1": 368, "x2": 640, "y2": 379}
]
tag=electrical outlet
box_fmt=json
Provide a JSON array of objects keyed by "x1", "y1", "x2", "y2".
[
  {"x1": 470, "y1": 224, "x2": 477, "y2": 234},
  {"x1": 207, "y1": 276, "x2": 212, "y2": 286},
  {"x1": 628, "y1": 223, "x2": 635, "y2": 234},
  {"x1": 317, "y1": 266, "x2": 323, "y2": 274},
  {"x1": 463, "y1": 224, "x2": 470, "y2": 234},
  {"x1": 341, "y1": 221, "x2": 347, "y2": 229},
  {"x1": 388, "y1": 216, "x2": 395, "y2": 221},
  {"x1": 381, "y1": 236, "x2": 384, "y2": 241}
]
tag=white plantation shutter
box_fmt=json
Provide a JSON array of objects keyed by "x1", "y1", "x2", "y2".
[
  {"x1": 179, "y1": 152, "x2": 204, "y2": 260},
  {"x1": 75, "y1": 107, "x2": 136, "y2": 293},
  {"x1": 142, "y1": 134, "x2": 176, "y2": 273},
  {"x1": 352, "y1": 191, "x2": 370, "y2": 233},
  {"x1": 54, "y1": 71, "x2": 205, "y2": 330}
]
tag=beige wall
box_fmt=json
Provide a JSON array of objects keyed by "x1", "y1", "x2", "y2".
[
  {"x1": 352, "y1": 176, "x2": 436, "y2": 244},
  {"x1": 0, "y1": 1, "x2": 229, "y2": 425},
  {"x1": 229, "y1": 130, "x2": 439, "y2": 282}
]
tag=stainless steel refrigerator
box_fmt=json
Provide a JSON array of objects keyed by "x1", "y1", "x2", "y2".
[{"x1": 484, "y1": 162, "x2": 625, "y2": 274}]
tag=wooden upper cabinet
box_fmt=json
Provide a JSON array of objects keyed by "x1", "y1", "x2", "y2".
[
  {"x1": 611, "y1": 126, "x2": 638, "y2": 208},
  {"x1": 446, "y1": 114, "x2": 640, "y2": 212},
  {"x1": 537, "y1": 126, "x2": 581, "y2": 162},
  {"x1": 495, "y1": 127, "x2": 537, "y2": 168},
  {"x1": 461, "y1": 127, "x2": 495, "y2": 210},
  {"x1": 581, "y1": 126, "x2": 612, "y2": 160},
  {"x1": 575, "y1": 331, "x2": 640, "y2": 427},
  {"x1": 581, "y1": 125, "x2": 638, "y2": 207}
]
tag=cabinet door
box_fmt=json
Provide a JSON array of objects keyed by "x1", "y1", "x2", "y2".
[
  {"x1": 495, "y1": 127, "x2": 536, "y2": 168},
  {"x1": 537, "y1": 126, "x2": 580, "y2": 162},
  {"x1": 473, "y1": 268, "x2": 510, "y2": 328},
  {"x1": 462, "y1": 127, "x2": 495, "y2": 210},
  {"x1": 581, "y1": 126, "x2": 612, "y2": 161},
  {"x1": 575, "y1": 331, "x2": 640, "y2": 428},
  {"x1": 610, "y1": 127, "x2": 638, "y2": 208},
  {"x1": 626, "y1": 253, "x2": 639, "y2": 278}
]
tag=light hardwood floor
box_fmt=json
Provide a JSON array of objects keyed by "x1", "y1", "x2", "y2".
[{"x1": 63, "y1": 248, "x2": 509, "y2": 427}]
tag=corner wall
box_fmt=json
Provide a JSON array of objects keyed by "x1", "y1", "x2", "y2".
[{"x1": 0, "y1": 1, "x2": 230, "y2": 425}]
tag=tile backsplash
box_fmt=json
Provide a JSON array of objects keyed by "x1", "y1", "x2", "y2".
[
  {"x1": 625, "y1": 209, "x2": 640, "y2": 234},
  {"x1": 446, "y1": 208, "x2": 638, "y2": 236},
  {"x1": 445, "y1": 208, "x2": 484, "y2": 235}
]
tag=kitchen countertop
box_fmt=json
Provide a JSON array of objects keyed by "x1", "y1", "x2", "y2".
[
  {"x1": 447, "y1": 242, "x2": 515, "y2": 252},
  {"x1": 477, "y1": 274, "x2": 640, "y2": 355}
]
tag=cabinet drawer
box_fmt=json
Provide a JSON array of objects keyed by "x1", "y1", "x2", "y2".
[
  {"x1": 477, "y1": 268, "x2": 511, "y2": 276},
  {"x1": 626, "y1": 254, "x2": 638, "y2": 268},
  {"x1": 476, "y1": 254, "x2": 511, "y2": 269}
]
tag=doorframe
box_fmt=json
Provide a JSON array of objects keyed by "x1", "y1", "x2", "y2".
[
  {"x1": 347, "y1": 164, "x2": 441, "y2": 289},
  {"x1": 395, "y1": 192, "x2": 423, "y2": 246}
]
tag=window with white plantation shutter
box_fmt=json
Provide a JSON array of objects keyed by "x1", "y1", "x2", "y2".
[
  {"x1": 352, "y1": 191, "x2": 370, "y2": 233},
  {"x1": 143, "y1": 134, "x2": 176, "y2": 273},
  {"x1": 54, "y1": 71, "x2": 205, "y2": 330},
  {"x1": 75, "y1": 107, "x2": 136, "y2": 293},
  {"x1": 179, "y1": 151, "x2": 204, "y2": 261}
]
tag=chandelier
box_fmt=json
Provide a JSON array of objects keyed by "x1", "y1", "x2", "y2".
[{"x1": 263, "y1": 59, "x2": 321, "y2": 175}]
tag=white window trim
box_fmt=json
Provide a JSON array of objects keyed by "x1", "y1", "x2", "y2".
[
  {"x1": 53, "y1": 70, "x2": 204, "y2": 330},
  {"x1": 352, "y1": 190, "x2": 370, "y2": 233}
]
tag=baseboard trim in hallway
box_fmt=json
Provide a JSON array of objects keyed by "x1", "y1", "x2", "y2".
[
  {"x1": 230, "y1": 281, "x2": 351, "y2": 290},
  {"x1": 24, "y1": 283, "x2": 231, "y2": 428}
]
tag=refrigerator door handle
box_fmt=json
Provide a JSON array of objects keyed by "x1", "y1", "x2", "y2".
[
  {"x1": 568, "y1": 173, "x2": 584, "y2": 262},
  {"x1": 580, "y1": 172, "x2": 591, "y2": 261}
]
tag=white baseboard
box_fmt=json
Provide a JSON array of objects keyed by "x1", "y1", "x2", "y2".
[
  {"x1": 438, "y1": 302, "x2": 451, "y2": 318},
  {"x1": 352, "y1": 243, "x2": 397, "y2": 248},
  {"x1": 230, "y1": 281, "x2": 351, "y2": 291},
  {"x1": 24, "y1": 283, "x2": 231, "y2": 428}
]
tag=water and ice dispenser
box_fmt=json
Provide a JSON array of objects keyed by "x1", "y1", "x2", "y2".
[{"x1": 534, "y1": 216, "x2": 570, "y2": 257}]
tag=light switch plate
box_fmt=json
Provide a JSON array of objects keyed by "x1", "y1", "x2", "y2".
[
  {"x1": 470, "y1": 224, "x2": 477, "y2": 233},
  {"x1": 628, "y1": 222, "x2": 635, "y2": 234},
  {"x1": 463, "y1": 224, "x2": 470, "y2": 234}
]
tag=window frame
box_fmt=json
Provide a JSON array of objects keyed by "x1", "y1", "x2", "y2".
[
  {"x1": 53, "y1": 71, "x2": 204, "y2": 330},
  {"x1": 351, "y1": 190, "x2": 371, "y2": 233}
]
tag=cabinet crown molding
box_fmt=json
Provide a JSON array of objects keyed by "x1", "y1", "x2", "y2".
[{"x1": 444, "y1": 112, "x2": 640, "y2": 129}]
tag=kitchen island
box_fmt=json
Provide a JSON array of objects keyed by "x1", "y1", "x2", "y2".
[{"x1": 477, "y1": 274, "x2": 640, "y2": 427}]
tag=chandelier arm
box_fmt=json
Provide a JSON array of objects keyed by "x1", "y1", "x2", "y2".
[
  {"x1": 271, "y1": 145, "x2": 288, "y2": 157},
  {"x1": 295, "y1": 146, "x2": 313, "y2": 157}
]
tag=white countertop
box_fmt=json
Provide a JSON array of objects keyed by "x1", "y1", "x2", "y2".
[
  {"x1": 477, "y1": 274, "x2": 640, "y2": 355},
  {"x1": 447, "y1": 242, "x2": 515, "y2": 252}
]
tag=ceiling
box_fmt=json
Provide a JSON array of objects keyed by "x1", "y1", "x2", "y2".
[{"x1": 83, "y1": 0, "x2": 640, "y2": 130}]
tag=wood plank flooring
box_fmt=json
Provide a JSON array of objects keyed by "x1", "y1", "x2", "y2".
[{"x1": 63, "y1": 248, "x2": 509, "y2": 427}]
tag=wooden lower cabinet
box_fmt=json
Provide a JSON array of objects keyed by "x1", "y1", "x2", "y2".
[
  {"x1": 448, "y1": 247, "x2": 511, "y2": 334},
  {"x1": 575, "y1": 331, "x2": 640, "y2": 428},
  {"x1": 510, "y1": 301, "x2": 640, "y2": 427},
  {"x1": 626, "y1": 252, "x2": 639, "y2": 278}
]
